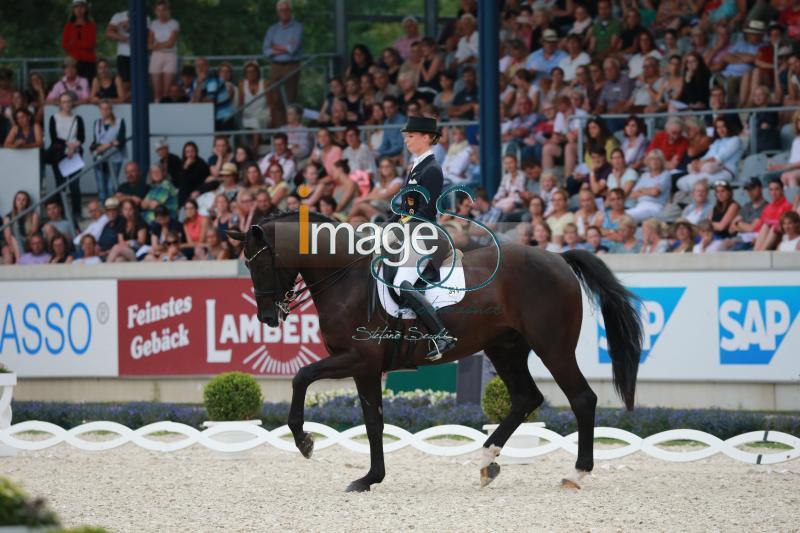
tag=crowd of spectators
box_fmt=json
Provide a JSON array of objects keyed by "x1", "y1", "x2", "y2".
[{"x1": 2, "y1": 0, "x2": 800, "y2": 266}]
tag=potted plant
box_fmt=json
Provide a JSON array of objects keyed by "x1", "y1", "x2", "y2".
[
  {"x1": 0, "y1": 365, "x2": 16, "y2": 458},
  {"x1": 0, "y1": 476, "x2": 60, "y2": 532},
  {"x1": 481, "y1": 377, "x2": 546, "y2": 465},
  {"x1": 202, "y1": 372, "x2": 264, "y2": 460}
]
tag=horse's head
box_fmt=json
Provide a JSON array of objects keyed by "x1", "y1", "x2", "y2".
[{"x1": 228, "y1": 224, "x2": 297, "y2": 328}]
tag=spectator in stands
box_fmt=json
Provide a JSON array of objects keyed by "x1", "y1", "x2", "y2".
[
  {"x1": 574, "y1": 189, "x2": 604, "y2": 238},
  {"x1": 283, "y1": 104, "x2": 312, "y2": 160},
  {"x1": 245, "y1": 190, "x2": 278, "y2": 227},
  {"x1": 546, "y1": 189, "x2": 574, "y2": 246},
  {"x1": 640, "y1": 219, "x2": 668, "y2": 254},
  {"x1": 3, "y1": 107, "x2": 42, "y2": 149},
  {"x1": 318, "y1": 196, "x2": 340, "y2": 219},
  {"x1": 342, "y1": 126, "x2": 376, "y2": 176},
  {"x1": 115, "y1": 161, "x2": 149, "y2": 207},
  {"x1": 748, "y1": 85, "x2": 781, "y2": 152},
  {"x1": 218, "y1": 63, "x2": 239, "y2": 120},
  {"x1": 681, "y1": 117, "x2": 713, "y2": 173},
  {"x1": 96, "y1": 198, "x2": 121, "y2": 257},
  {"x1": 178, "y1": 64, "x2": 196, "y2": 99},
  {"x1": 105, "y1": 8, "x2": 141, "y2": 93},
  {"x1": 454, "y1": 14, "x2": 479, "y2": 68},
  {"x1": 48, "y1": 233, "x2": 72, "y2": 264},
  {"x1": 148, "y1": 0, "x2": 179, "y2": 103},
  {"x1": 90, "y1": 58, "x2": 125, "y2": 103},
  {"x1": 152, "y1": 139, "x2": 180, "y2": 186},
  {"x1": 298, "y1": 162, "x2": 330, "y2": 206},
  {"x1": 145, "y1": 205, "x2": 184, "y2": 259},
  {"x1": 570, "y1": 117, "x2": 618, "y2": 187},
  {"x1": 262, "y1": 0, "x2": 303, "y2": 127},
  {"x1": 441, "y1": 126, "x2": 473, "y2": 185},
  {"x1": 72, "y1": 199, "x2": 107, "y2": 248},
  {"x1": 62, "y1": 0, "x2": 96, "y2": 82},
  {"x1": 729, "y1": 178, "x2": 766, "y2": 241},
  {"x1": 526, "y1": 30, "x2": 567, "y2": 81},
  {"x1": 602, "y1": 188, "x2": 628, "y2": 243},
  {"x1": 681, "y1": 180, "x2": 714, "y2": 224},
  {"x1": 619, "y1": 9, "x2": 646, "y2": 55},
  {"x1": 309, "y1": 128, "x2": 343, "y2": 177},
  {"x1": 720, "y1": 21, "x2": 765, "y2": 107},
  {"x1": 450, "y1": 66, "x2": 479, "y2": 120},
  {"x1": 502, "y1": 94, "x2": 537, "y2": 160},
  {"x1": 47, "y1": 91, "x2": 85, "y2": 221},
  {"x1": 500, "y1": 39, "x2": 528, "y2": 80},
  {"x1": 669, "y1": 219, "x2": 695, "y2": 253},
  {"x1": 694, "y1": 219, "x2": 724, "y2": 253},
  {"x1": 594, "y1": 57, "x2": 633, "y2": 130},
  {"x1": 46, "y1": 58, "x2": 90, "y2": 104},
  {"x1": 646, "y1": 117, "x2": 687, "y2": 172},
  {"x1": 610, "y1": 215, "x2": 641, "y2": 254},
  {"x1": 176, "y1": 141, "x2": 209, "y2": 205},
  {"x1": 195, "y1": 227, "x2": 230, "y2": 260},
  {"x1": 627, "y1": 149, "x2": 671, "y2": 222},
  {"x1": 532, "y1": 221, "x2": 561, "y2": 252},
  {"x1": 346, "y1": 44, "x2": 374, "y2": 79},
  {"x1": 211, "y1": 194, "x2": 239, "y2": 239},
  {"x1": 191, "y1": 57, "x2": 235, "y2": 131},
  {"x1": 397, "y1": 71, "x2": 426, "y2": 115},
  {"x1": 628, "y1": 57, "x2": 664, "y2": 114},
  {"x1": 620, "y1": 116, "x2": 648, "y2": 169},
  {"x1": 106, "y1": 199, "x2": 147, "y2": 262},
  {"x1": 91, "y1": 100, "x2": 126, "y2": 203},
  {"x1": 585, "y1": 226, "x2": 610, "y2": 254},
  {"x1": 521, "y1": 194, "x2": 546, "y2": 226},
  {"x1": 393, "y1": 16, "x2": 420, "y2": 60},
  {"x1": 604, "y1": 148, "x2": 638, "y2": 202},
  {"x1": 628, "y1": 30, "x2": 663, "y2": 80},
  {"x1": 770, "y1": 110, "x2": 800, "y2": 188},
  {"x1": 17, "y1": 233, "x2": 51, "y2": 265},
  {"x1": 677, "y1": 115, "x2": 744, "y2": 194},
  {"x1": 588, "y1": 0, "x2": 622, "y2": 60},
  {"x1": 328, "y1": 160, "x2": 358, "y2": 213},
  {"x1": 348, "y1": 158, "x2": 403, "y2": 222},
  {"x1": 25, "y1": 72, "x2": 46, "y2": 124},
  {"x1": 258, "y1": 132, "x2": 295, "y2": 182},
  {"x1": 711, "y1": 180, "x2": 740, "y2": 238},
  {"x1": 672, "y1": 52, "x2": 711, "y2": 112},
  {"x1": 2, "y1": 191, "x2": 40, "y2": 264},
  {"x1": 751, "y1": 22, "x2": 784, "y2": 97},
  {"x1": 241, "y1": 162, "x2": 265, "y2": 196},
  {"x1": 181, "y1": 199, "x2": 207, "y2": 249},
  {"x1": 490, "y1": 154, "x2": 525, "y2": 215},
  {"x1": 574, "y1": 147, "x2": 612, "y2": 197},
  {"x1": 777, "y1": 211, "x2": 800, "y2": 251},
  {"x1": 780, "y1": 0, "x2": 800, "y2": 43},
  {"x1": 264, "y1": 163, "x2": 290, "y2": 208},
  {"x1": 754, "y1": 180, "x2": 793, "y2": 250},
  {"x1": 560, "y1": 223, "x2": 586, "y2": 252},
  {"x1": 70, "y1": 234, "x2": 101, "y2": 265},
  {"x1": 238, "y1": 61, "x2": 269, "y2": 152},
  {"x1": 140, "y1": 164, "x2": 178, "y2": 223},
  {"x1": 160, "y1": 82, "x2": 189, "y2": 103},
  {"x1": 377, "y1": 96, "x2": 406, "y2": 160},
  {"x1": 373, "y1": 68, "x2": 400, "y2": 103},
  {"x1": 541, "y1": 67, "x2": 568, "y2": 103},
  {"x1": 559, "y1": 35, "x2": 592, "y2": 83},
  {"x1": 201, "y1": 134, "x2": 233, "y2": 195},
  {"x1": 380, "y1": 48, "x2": 403, "y2": 85}
]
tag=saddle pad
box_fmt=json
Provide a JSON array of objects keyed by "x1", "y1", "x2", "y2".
[{"x1": 376, "y1": 251, "x2": 466, "y2": 319}]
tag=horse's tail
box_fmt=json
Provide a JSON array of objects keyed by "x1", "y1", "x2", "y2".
[{"x1": 561, "y1": 250, "x2": 642, "y2": 410}]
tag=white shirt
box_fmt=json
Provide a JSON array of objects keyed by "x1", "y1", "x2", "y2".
[
  {"x1": 410, "y1": 149, "x2": 435, "y2": 175},
  {"x1": 109, "y1": 11, "x2": 150, "y2": 57},
  {"x1": 455, "y1": 31, "x2": 479, "y2": 62},
  {"x1": 558, "y1": 52, "x2": 591, "y2": 82},
  {"x1": 442, "y1": 145, "x2": 472, "y2": 184},
  {"x1": 149, "y1": 19, "x2": 179, "y2": 52},
  {"x1": 258, "y1": 151, "x2": 296, "y2": 183},
  {"x1": 789, "y1": 136, "x2": 800, "y2": 165},
  {"x1": 73, "y1": 214, "x2": 109, "y2": 246}
]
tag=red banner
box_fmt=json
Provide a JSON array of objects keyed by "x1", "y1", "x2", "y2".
[{"x1": 117, "y1": 279, "x2": 328, "y2": 376}]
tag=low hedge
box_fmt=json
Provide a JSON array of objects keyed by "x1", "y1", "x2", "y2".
[{"x1": 10, "y1": 393, "x2": 800, "y2": 439}]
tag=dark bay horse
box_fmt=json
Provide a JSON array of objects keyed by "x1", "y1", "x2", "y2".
[{"x1": 227, "y1": 211, "x2": 642, "y2": 492}]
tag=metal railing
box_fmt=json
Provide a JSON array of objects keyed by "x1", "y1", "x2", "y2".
[{"x1": 0, "y1": 140, "x2": 130, "y2": 238}]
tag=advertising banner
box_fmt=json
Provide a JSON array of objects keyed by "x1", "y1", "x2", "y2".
[
  {"x1": 0, "y1": 280, "x2": 118, "y2": 377},
  {"x1": 117, "y1": 279, "x2": 328, "y2": 376},
  {"x1": 529, "y1": 271, "x2": 800, "y2": 383}
]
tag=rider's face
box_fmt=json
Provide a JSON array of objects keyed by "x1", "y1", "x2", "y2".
[{"x1": 403, "y1": 131, "x2": 432, "y2": 156}]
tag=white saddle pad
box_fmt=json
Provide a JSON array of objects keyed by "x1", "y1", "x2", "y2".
[{"x1": 376, "y1": 252, "x2": 466, "y2": 319}]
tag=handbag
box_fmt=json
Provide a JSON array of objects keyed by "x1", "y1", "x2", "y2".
[{"x1": 44, "y1": 116, "x2": 77, "y2": 165}]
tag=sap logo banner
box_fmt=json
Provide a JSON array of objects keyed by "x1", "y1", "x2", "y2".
[
  {"x1": 599, "y1": 287, "x2": 685, "y2": 363},
  {"x1": 719, "y1": 286, "x2": 800, "y2": 365}
]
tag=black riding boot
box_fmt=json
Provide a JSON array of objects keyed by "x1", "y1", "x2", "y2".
[{"x1": 399, "y1": 281, "x2": 457, "y2": 361}]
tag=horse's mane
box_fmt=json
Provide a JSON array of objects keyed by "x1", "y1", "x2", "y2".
[{"x1": 257, "y1": 209, "x2": 339, "y2": 226}]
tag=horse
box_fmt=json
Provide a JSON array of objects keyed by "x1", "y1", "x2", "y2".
[{"x1": 227, "y1": 210, "x2": 642, "y2": 492}]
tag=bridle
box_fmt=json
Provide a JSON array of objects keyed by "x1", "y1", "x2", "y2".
[{"x1": 243, "y1": 232, "x2": 367, "y2": 317}]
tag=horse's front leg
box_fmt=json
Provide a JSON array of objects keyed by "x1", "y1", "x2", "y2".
[
  {"x1": 346, "y1": 373, "x2": 385, "y2": 492},
  {"x1": 288, "y1": 350, "x2": 363, "y2": 457}
]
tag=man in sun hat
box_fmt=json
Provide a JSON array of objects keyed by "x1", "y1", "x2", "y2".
[
  {"x1": 720, "y1": 20, "x2": 766, "y2": 106},
  {"x1": 525, "y1": 29, "x2": 568, "y2": 80}
]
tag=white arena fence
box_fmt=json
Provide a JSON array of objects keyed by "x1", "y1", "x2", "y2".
[{"x1": 2, "y1": 421, "x2": 799, "y2": 465}]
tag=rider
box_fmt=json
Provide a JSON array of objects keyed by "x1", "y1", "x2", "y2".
[{"x1": 385, "y1": 115, "x2": 457, "y2": 361}]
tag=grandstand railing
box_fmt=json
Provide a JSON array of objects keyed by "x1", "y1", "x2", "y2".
[{"x1": 0, "y1": 140, "x2": 131, "y2": 238}]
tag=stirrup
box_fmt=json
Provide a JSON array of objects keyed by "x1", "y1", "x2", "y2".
[{"x1": 425, "y1": 337, "x2": 456, "y2": 362}]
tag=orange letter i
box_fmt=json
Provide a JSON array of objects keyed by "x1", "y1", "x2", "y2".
[{"x1": 298, "y1": 184, "x2": 310, "y2": 254}]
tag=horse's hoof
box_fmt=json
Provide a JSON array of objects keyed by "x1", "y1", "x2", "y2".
[
  {"x1": 561, "y1": 469, "x2": 589, "y2": 489},
  {"x1": 480, "y1": 462, "x2": 501, "y2": 488},
  {"x1": 345, "y1": 481, "x2": 371, "y2": 493},
  {"x1": 298, "y1": 433, "x2": 314, "y2": 459}
]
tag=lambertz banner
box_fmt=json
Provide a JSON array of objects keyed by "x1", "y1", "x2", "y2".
[
  {"x1": 529, "y1": 271, "x2": 800, "y2": 382},
  {"x1": 117, "y1": 278, "x2": 328, "y2": 376}
]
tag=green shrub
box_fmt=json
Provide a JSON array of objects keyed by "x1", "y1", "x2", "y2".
[
  {"x1": 0, "y1": 364, "x2": 10, "y2": 373},
  {"x1": 203, "y1": 372, "x2": 264, "y2": 421},
  {"x1": 0, "y1": 477, "x2": 60, "y2": 527},
  {"x1": 481, "y1": 377, "x2": 537, "y2": 424}
]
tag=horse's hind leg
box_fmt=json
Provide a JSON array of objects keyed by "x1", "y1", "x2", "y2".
[
  {"x1": 537, "y1": 351, "x2": 597, "y2": 489},
  {"x1": 481, "y1": 333, "x2": 545, "y2": 488}
]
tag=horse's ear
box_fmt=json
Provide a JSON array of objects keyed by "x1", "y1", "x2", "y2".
[
  {"x1": 249, "y1": 224, "x2": 266, "y2": 243},
  {"x1": 226, "y1": 230, "x2": 246, "y2": 241}
]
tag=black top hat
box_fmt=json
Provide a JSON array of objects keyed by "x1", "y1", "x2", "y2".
[{"x1": 401, "y1": 116, "x2": 439, "y2": 135}]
